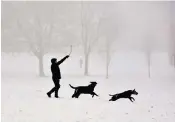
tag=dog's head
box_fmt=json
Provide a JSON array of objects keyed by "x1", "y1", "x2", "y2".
[
  {"x1": 89, "y1": 81, "x2": 97, "y2": 87},
  {"x1": 132, "y1": 89, "x2": 138, "y2": 95}
]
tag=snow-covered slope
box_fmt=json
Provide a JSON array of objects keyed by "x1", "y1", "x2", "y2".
[
  {"x1": 2, "y1": 76, "x2": 175, "y2": 122},
  {"x1": 1, "y1": 53, "x2": 175, "y2": 122}
]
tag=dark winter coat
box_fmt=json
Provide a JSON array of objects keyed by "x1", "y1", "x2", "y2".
[{"x1": 51, "y1": 56, "x2": 68, "y2": 79}]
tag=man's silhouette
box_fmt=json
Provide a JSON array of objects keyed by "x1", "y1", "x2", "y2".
[{"x1": 47, "y1": 55, "x2": 69, "y2": 98}]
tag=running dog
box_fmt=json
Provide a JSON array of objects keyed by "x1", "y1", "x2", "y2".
[
  {"x1": 69, "y1": 81, "x2": 98, "y2": 98},
  {"x1": 109, "y1": 89, "x2": 138, "y2": 102}
]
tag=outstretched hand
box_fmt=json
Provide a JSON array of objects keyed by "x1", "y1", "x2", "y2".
[{"x1": 66, "y1": 55, "x2": 70, "y2": 58}]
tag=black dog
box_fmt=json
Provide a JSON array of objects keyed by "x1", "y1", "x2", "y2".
[
  {"x1": 69, "y1": 82, "x2": 98, "y2": 98},
  {"x1": 109, "y1": 89, "x2": 138, "y2": 102}
]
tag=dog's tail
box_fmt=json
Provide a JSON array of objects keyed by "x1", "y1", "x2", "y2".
[{"x1": 69, "y1": 84, "x2": 77, "y2": 89}]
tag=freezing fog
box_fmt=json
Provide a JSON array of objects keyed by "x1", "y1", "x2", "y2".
[{"x1": 1, "y1": 1, "x2": 175, "y2": 122}]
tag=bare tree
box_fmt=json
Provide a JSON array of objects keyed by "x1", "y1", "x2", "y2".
[
  {"x1": 101, "y1": 19, "x2": 117, "y2": 79},
  {"x1": 2, "y1": 2, "x2": 81, "y2": 76},
  {"x1": 144, "y1": 34, "x2": 153, "y2": 78},
  {"x1": 147, "y1": 49, "x2": 151, "y2": 78},
  {"x1": 16, "y1": 3, "x2": 56, "y2": 76},
  {"x1": 81, "y1": 2, "x2": 101, "y2": 76},
  {"x1": 17, "y1": 19, "x2": 54, "y2": 76},
  {"x1": 169, "y1": 1, "x2": 175, "y2": 68},
  {"x1": 98, "y1": 3, "x2": 118, "y2": 78},
  {"x1": 105, "y1": 37, "x2": 113, "y2": 79}
]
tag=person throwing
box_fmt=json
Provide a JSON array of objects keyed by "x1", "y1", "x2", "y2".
[{"x1": 47, "y1": 55, "x2": 69, "y2": 98}]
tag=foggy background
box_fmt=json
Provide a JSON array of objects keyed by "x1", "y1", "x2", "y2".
[
  {"x1": 1, "y1": 1, "x2": 175, "y2": 78},
  {"x1": 1, "y1": 1, "x2": 175, "y2": 122}
]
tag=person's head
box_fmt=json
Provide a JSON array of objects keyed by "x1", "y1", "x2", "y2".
[{"x1": 51, "y1": 58, "x2": 57, "y2": 64}]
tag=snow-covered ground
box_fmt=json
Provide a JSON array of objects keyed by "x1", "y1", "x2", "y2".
[{"x1": 1, "y1": 53, "x2": 175, "y2": 122}]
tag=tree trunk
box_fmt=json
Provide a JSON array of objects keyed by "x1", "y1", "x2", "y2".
[
  {"x1": 106, "y1": 51, "x2": 110, "y2": 79},
  {"x1": 84, "y1": 52, "x2": 89, "y2": 76},
  {"x1": 169, "y1": 54, "x2": 174, "y2": 66},
  {"x1": 169, "y1": 54, "x2": 173, "y2": 66},
  {"x1": 147, "y1": 54, "x2": 151, "y2": 78},
  {"x1": 173, "y1": 54, "x2": 175, "y2": 68},
  {"x1": 174, "y1": 55, "x2": 175, "y2": 68},
  {"x1": 106, "y1": 63, "x2": 109, "y2": 79},
  {"x1": 38, "y1": 54, "x2": 45, "y2": 77}
]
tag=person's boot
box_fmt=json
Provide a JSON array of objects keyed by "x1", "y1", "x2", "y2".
[
  {"x1": 55, "y1": 93, "x2": 59, "y2": 98},
  {"x1": 55, "y1": 90, "x2": 59, "y2": 98},
  {"x1": 47, "y1": 92, "x2": 51, "y2": 98}
]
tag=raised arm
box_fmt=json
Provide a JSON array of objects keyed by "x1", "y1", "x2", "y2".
[{"x1": 56, "y1": 55, "x2": 69, "y2": 65}]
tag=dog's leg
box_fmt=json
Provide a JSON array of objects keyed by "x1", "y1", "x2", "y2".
[
  {"x1": 72, "y1": 89, "x2": 78, "y2": 98},
  {"x1": 109, "y1": 98, "x2": 113, "y2": 101},
  {"x1": 90, "y1": 92, "x2": 94, "y2": 98},
  {"x1": 74, "y1": 89, "x2": 77, "y2": 95},
  {"x1": 110, "y1": 96, "x2": 115, "y2": 101},
  {"x1": 72, "y1": 94, "x2": 78, "y2": 98},
  {"x1": 109, "y1": 97, "x2": 117, "y2": 101},
  {"x1": 91, "y1": 92, "x2": 98, "y2": 98},
  {"x1": 75, "y1": 93, "x2": 80, "y2": 98},
  {"x1": 129, "y1": 97, "x2": 133, "y2": 102},
  {"x1": 74, "y1": 91, "x2": 81, "y2": 98},
  {"x1": 109, "y1": 96, "x2": 117, "y2": 101},
  {"x1": 131, "y1": 97, "x2": 135, "y2": 101},
  {"x1": 72, "y1": 93, "x2": 76, "y2": 98},
  {"x1": 73, "y1": 93, "x2": 78, "y2": 98},
  {"x1": 93, "y1": 92, "x2": 98, "y2": 97}
]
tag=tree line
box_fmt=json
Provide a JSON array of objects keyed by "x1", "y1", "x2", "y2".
[{"x1": 2, "y1": 1, "x2": 175, "y2": 78}]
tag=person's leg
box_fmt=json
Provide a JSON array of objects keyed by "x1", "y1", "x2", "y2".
[
  {"x1": 47, "y1": 87, "x2": 56, "y2": 97},
  {"x1": 47, "y1": 76, "x2": 57, "y2": 98},
  {"x1": 54, "y1": 79, "x2": 60, "y2": 98}
]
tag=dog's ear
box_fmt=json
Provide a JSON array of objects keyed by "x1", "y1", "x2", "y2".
[{"x1": 90, "y1": 81, "x2": 97, "y2": 84}]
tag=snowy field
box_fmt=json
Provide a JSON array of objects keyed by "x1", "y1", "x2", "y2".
[{"x1": 1, "y1": 53, "x2": 175, "y2": 122}]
